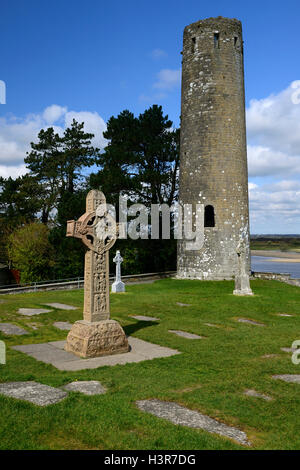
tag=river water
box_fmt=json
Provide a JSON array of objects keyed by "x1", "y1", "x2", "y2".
[{"x1": 251, "y1": 256, "x2": 300, "y2": 279}]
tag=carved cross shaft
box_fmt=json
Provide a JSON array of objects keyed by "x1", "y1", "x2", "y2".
[{"x1": 66, "y1": 190, "x2": 118, "y2": 323}]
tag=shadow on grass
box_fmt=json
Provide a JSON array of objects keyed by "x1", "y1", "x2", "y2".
[{"x1": 124, "y1": 320, "x2": 159, "y2": 336}]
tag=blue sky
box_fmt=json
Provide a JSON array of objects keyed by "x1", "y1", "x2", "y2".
[{"x1": 1, "y1": 0, "x2": 300, "y2": 233}]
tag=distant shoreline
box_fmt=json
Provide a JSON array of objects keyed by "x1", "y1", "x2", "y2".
[{"x1": 251, "y1": 250, "x2": 300, "y2": 263}]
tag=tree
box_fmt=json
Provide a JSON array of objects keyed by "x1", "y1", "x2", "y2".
[
  {"x1": 91, "y1": 105, "x2": 179, "y2": 206},
  {"x1": 89, "y1": 105, "x2": 180, "y2": 274},
  {"x1": 8, "y1": 223, "x2": 55, "y2": 283},
  {"x1": 24, "y1": 119, "x2": 100, "y2": 223},
  {"x1": 61, "y1": 119, "x2": 99, "y2": 194},
  {"x1": 0, "y1": 175, "x2": 42, "y2": 263}
]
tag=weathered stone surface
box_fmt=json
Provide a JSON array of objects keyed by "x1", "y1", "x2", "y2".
[
  {"x1": 45, "y1": 303, "x2": 77, "y2": 310},
  {"x1": 0, "y1": 381, "x2": 67, "y2": 406},
  {"x1": 177, "y1": 18, "x2": 251, "y2": 281},
  {"x1": 272, "y1": 375, "x2": 300, "y2": 384},
  {"x1": 244, "y1": 389, "x2": 272, "y2": 401},
  {"x1": 53, "y1": 321, "x2": 72, "y2": 331},
  {"x1": 130, "y1": 315, "x2": 159, "y2": 322},
  {"x1": 169, "y1": 330, "x2": 203, "y2": 339},
  {"x1": 233, "y1": 228, "x2": 253, "y2": 296},
  {"x1": 0, "y1": 323, "x2": 28, "y2": 335},
  {"x1": 65, "y1": 319, "x2": 129, "y2": 358},
  {"x1": 13, "y1": 337, "x2": 180, "y2": 371},
  {"x1": 62, "y1": 380, "x2": 106, "y2": 395},
  {"x1": 204, "y1": 323, "x2": 220, "y2": 328},
  {"x1": 237, "y1": 318, "x2": 265, "y2": 326},
  {"x1": 176, "y1": 302, "x2": 191, "y2": 307},
  {"x1": 18, "y1": 308, "x2": 51, "y2": 316},
  {"x1": 136, "y1": 399, "x2": 250, "y2": 446}
]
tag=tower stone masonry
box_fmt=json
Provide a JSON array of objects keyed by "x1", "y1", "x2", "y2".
[{"x1": 177, "y1": 16, "x2": 251, "y2": 280}]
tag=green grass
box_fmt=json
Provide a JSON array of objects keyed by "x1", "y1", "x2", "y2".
[{"x1": 0, "y1": 279, "x2": 300, "y2": 450}]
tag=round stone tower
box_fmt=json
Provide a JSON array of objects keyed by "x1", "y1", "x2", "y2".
[{"x1": 177, "y1": 17, "x2": 251, "y2": 280}]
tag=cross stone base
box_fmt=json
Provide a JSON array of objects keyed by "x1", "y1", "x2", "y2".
[{"x1": 64, "y1": 319, "x2": 129, "y2": 358}]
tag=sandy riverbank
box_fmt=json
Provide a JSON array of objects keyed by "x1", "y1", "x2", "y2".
[{"x1": 251, "y1": 250, "x2": 300, "y2": 263}]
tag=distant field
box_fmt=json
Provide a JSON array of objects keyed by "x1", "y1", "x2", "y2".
[
  {"x1": 1, "y1": 279, "x2": 300, "y2": 450},
  {"x1": 250, "y1": 238, "x2": 300, "y2": 252}
]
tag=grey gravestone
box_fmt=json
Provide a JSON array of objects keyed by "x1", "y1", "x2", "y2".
[
  {"x1": 18, "y1": 308, "x2": 51, "y2": 316},
  {"x1": 169, "y1": 330, "x2": 203, "y2": 339},
  {"x1": 272, "y1": 375, "x2": 300, "y2": 384},
  {"x1": 62, "y1": 380, "x2": 106, "y2": 395},
  {"x1": 130, "y1": 315, "x2": 159, "y2": 322},
  {"x1": 136, "y1": 399, "x2": 250, "y2": 446},
  {"x1": 0, "y1": 323, "x2": 28, "y2": 335},
  {"x1": 244, "y1": 389, "x2": 272, "y2": 401},
  {"x1": 111, "y1": 251, "x2": 125, "y2": 293},
  {"x1": 237, "y1": 318, "x2": 265, "y2": 326},
  {"x1": 53, "y1": 321, "x2": 73, "y2": 331},
  {"x1": 0, "y1": 381, "x2": 67, "y2": 406},
  {"x1": 45, "y1": 303, "x2": 77, "y2": 310},
  {"x1": 176, "y1": 302, "x2": 191, "y2": 307}
]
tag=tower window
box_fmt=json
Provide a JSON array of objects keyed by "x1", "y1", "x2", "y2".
[
  {"x1": 214, "y1": 33, "x2": 219, "y2": 49},
  {"x1": 191, "y1": 37, "x2": 196, "y2": 53},
  {"x1": 204, "y1": 205, "x2": 215, "y2": 227}
]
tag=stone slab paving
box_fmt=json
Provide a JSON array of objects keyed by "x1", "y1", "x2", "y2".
[
  {"x1": 0, "y1": 323, "x2": 28, "y2": 335},
  {"x1": 12, "y1": 337, "x2": 180, "y2": 371},
  {"x1": 45, "y1": 303, "x2": 77, "y2": 310},
  {"x1": 244, "y1": 389, "x2": 273, "y2": 401},
  {"x1": 237, "y1": 318, "x2": 265, "y2": 327},
  {"x1": 130, "y1": 315, "x2": 160, "y2": 322},
  {"x1": 169, "y1": 330, "x2": 204, "y2": 340},
  {"x1": 272, "y1": 375, "x2": 300, "y2": 384},
  {"x1": 261, "y1": 354, "x2": 278, "y2": 359},
  {"x1": 0, "y1": 381, "x2": 67, "y2": 406},
  {"x1": 18, "y1": 308, "x2": 52, "y2": 316},
  {"x1": 176, "y1": 302, "x2": 191, "y2": 307},
  {"x1": 136, "y1": 399, "x2": 250, "y2": 446},
  {"x1": 62, "y1": 380, "x2": 106, "y2": 395},
  {"x1": 53, "y1": 321, "x2": 73, "y2": 331}
]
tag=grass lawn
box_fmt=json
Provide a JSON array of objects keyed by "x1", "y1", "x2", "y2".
[{"x1": 0, "y1": 278, "x2": 300, "y2": 450}]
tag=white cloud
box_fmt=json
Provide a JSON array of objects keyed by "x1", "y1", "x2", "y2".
[
  {"x1": 65, "y1": 110, "x2": 107, "y2": 149},
  {"x1": 247, "y1": 145, "x2": 300, "y2": 177},
  {"x1": 150, "y1": 49, "x2": 167, "y2": 60},
  {"x1": 247, "y1": 82, "x2": 300, "y2": 177},
  {"x1": 153, "y1": 69, "x2": 181, "y2": 90},
  {"x1": 0, "y1": 106, "x2": 107, "y2": 178},
  {"x1": 248, "y1": 181, "x2": 300, "y2": 233},
  {"x1": 246, "y1": 81, "x2": 300, "y2": 231},
  {"x1": 43, "y1": 105, "x2": 67, "y2": 124}
]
